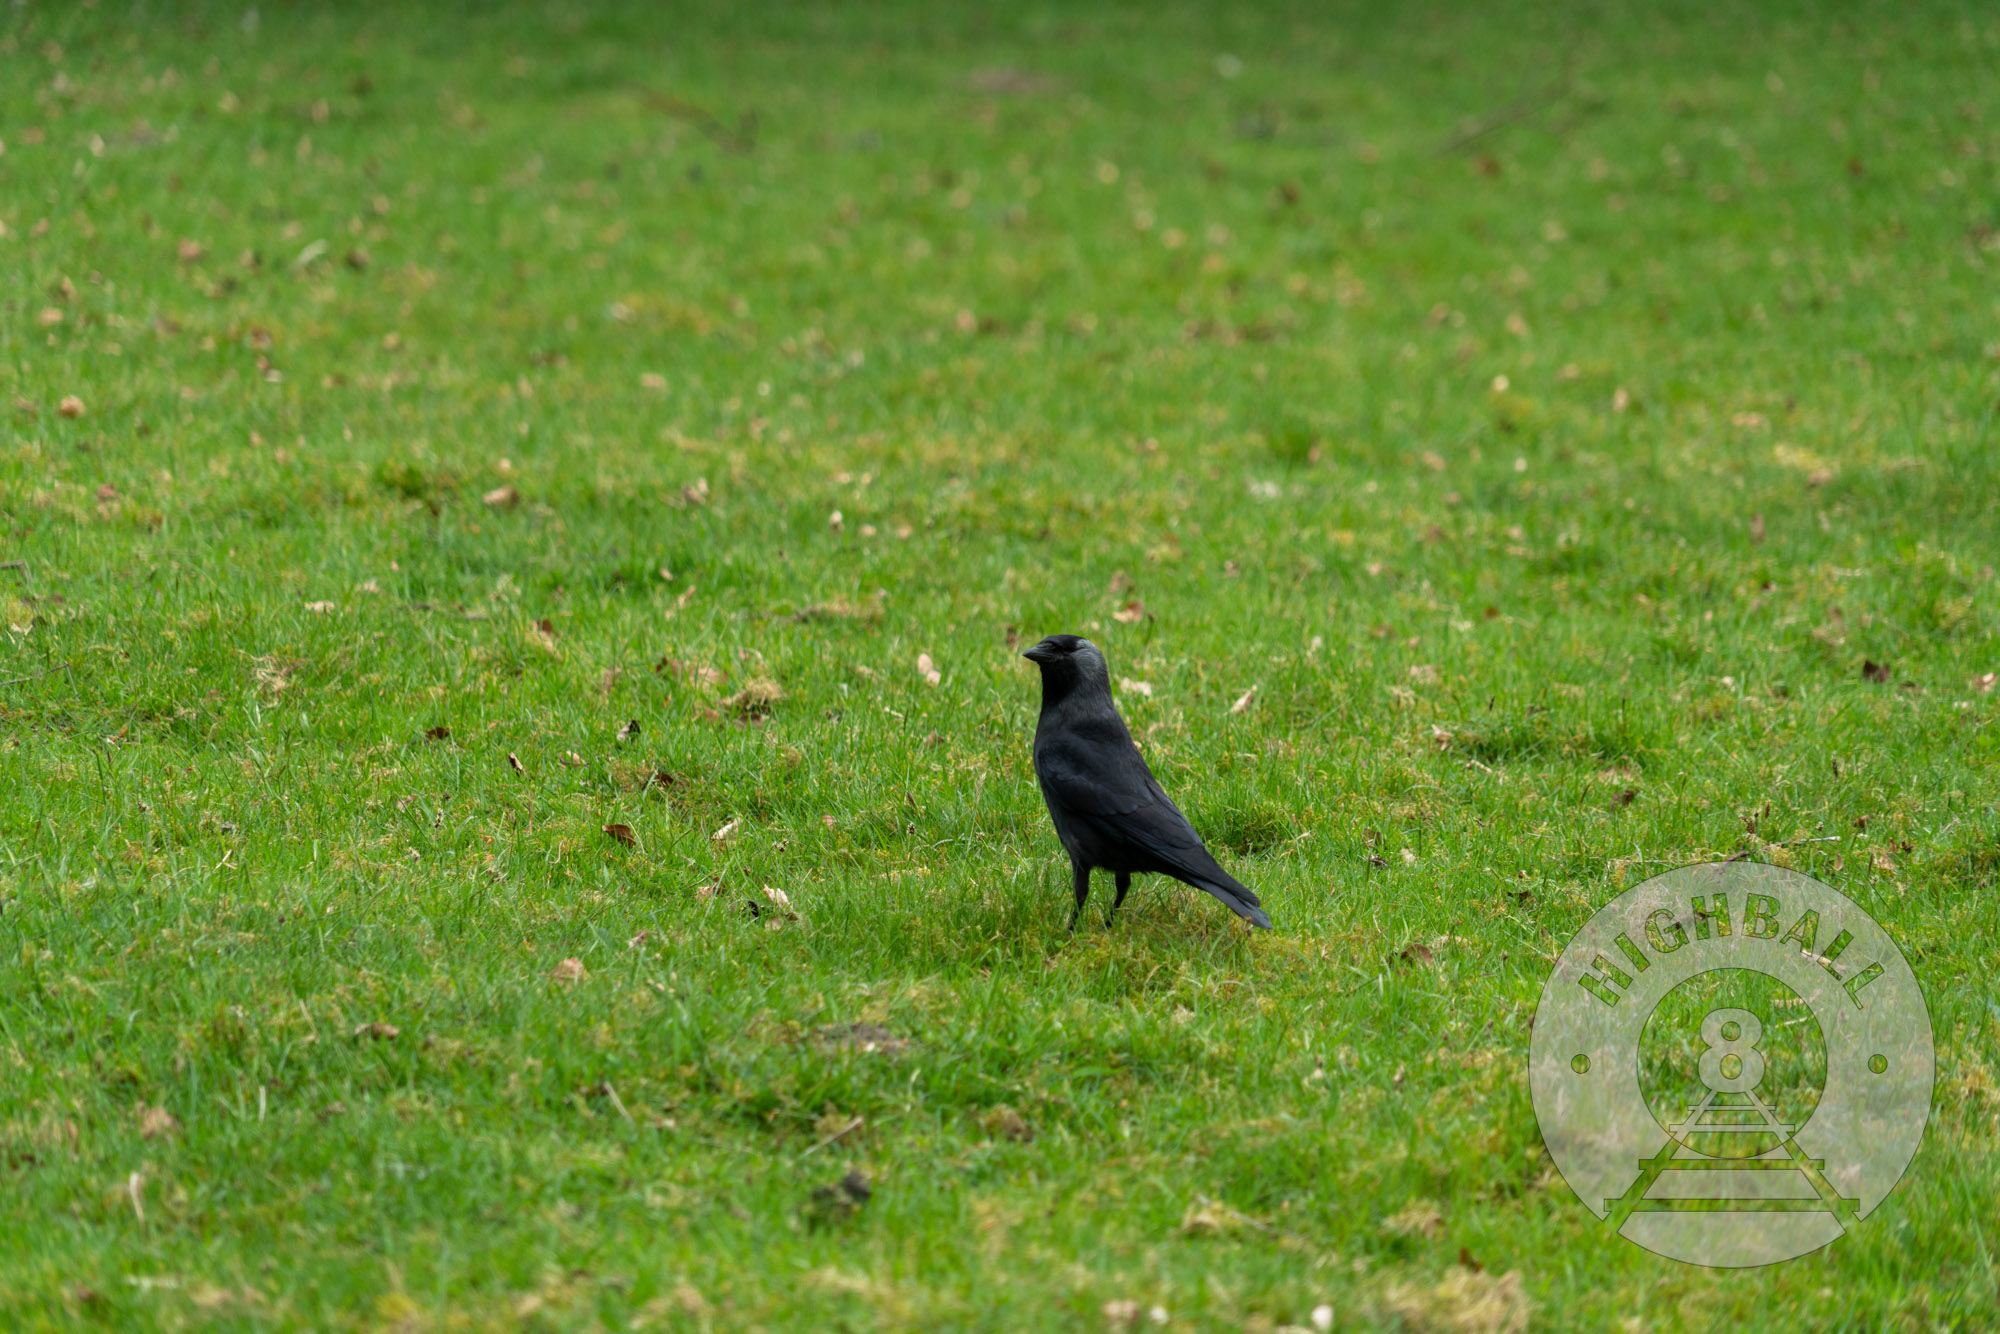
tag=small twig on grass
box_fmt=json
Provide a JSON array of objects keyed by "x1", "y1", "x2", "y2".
[
  {"x1": 644, "y1": 92, "x2": 758, "y2": 153},
  {"x1": 1437, "y1": 47, "x2": 1580, "y2": 155}
]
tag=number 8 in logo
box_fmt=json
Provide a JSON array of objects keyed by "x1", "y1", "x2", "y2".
[{"x1": 1697, "y1": 1007, "x2": 1766, "y2": 1093}]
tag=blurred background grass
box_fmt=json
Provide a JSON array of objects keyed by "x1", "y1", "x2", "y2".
[{"x1": 0, "y1": 1, "x2": 1996, "y2": 1329}]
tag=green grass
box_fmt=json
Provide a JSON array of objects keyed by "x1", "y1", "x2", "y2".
[{"x1": 3, "y1": 1, "x2": 1998, "y2": 1328}]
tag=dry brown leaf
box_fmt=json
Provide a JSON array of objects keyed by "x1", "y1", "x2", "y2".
[
  {"x1": 725, "y1": 679, "x2": 783, "y2": 717},
  {"x1": 1112, "y1": 600, "x2": 1146, "y2": 624},
  {"x1": 424, "y1": 724, "x2": 451, "y2": 741},
  {"x1": 1381, "y1": 1268, "x2": 1529, "y2": 1334},
  {"x1": 304, "y1": 600, "x2": 336, "y2": 615},
  {"x1": 59, "y1": 395, "x2": 84, "y2": 419},
  {"x1": 1398, "y1": 941, "x2": 1435, "y2": 967},
  {"x1": 657, "y1": 657, "x2": 725, "y2": 687},
  {"x1": 1862, "y1": 660, "x2": 1892, "y2": 683},
  {"x1": 808, "y1": 1022, "x2": 913, "y2": 1056},
  {"x1": 353, "y1": 1022, "x2": 400, "y2": 1040},
  {"x1": 1975, "y1": 672, "x2": 1996, "y2": 694},
  {"x1": 1229, "y1": 687, "x2": 1257, "y2": 715},
  {"x1": 139, "y1": 1106, "x2": 180, "y2": 1139},
  {"x1": 550, "y1": 957, "x2": 587, "y2": 986},
  {"x1": 506, "y1": 752, "x2": 524, "y2": 773},
  {"x1": 615, "y1": 718, "x2": 640, "y2": 742},
  {"x1": 602, "y1": 823, "x2": 637, "y2": 849},
  {"x1": 917, "y1": 652, "x2": 941, "y2": 686},
  {"x1": 980, "y1": 1104, "x2": 1034, "y2": 1142},
  {"x1": 710, "y1": 818, "x2": 740, "y2": 845},
  {"x1": 1381, "y1": 1199, "x2": 1445, "y2": 1238},
  {"x1": 1102, "y1": 1299, "x2": 1142, "y2": 1329},
  {"x1": 482, "y1": 485, "x2": 520, "y2": 508}
]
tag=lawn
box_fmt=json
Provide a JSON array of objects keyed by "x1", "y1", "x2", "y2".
[{"x1": 2, "y1": 1, "x2": 1998, "y2": 1328}]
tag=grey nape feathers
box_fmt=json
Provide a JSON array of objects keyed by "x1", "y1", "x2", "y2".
[{"x1": 1023, "y1": 634, "x2": 1272, "y2": 931}]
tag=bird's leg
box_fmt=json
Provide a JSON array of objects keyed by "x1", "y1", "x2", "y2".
[
  {"x1": 1105, "y1": 872, "x2": 1131, "y2": 927},
  {"x1": 1068, "y1": 860, "x2": 1091, "y2": 933}
]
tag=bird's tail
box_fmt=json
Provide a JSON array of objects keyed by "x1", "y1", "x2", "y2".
[{"x1": 1184, "y1": 869, "x2": 1272, "y2": 930}]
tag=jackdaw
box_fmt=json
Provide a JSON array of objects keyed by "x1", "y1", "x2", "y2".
[{"x1": 1023, "y1": 634, "x2": 1272, "y2": 930}]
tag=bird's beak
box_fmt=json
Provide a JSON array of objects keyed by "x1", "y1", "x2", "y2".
[{"x1": 1022, "y1": 642, "x2": 1056, "y2": 664}]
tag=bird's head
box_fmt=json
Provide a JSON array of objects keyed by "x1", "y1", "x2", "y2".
[{"x1": 1022, "y1": 634, "x2": 1110, "y2": 697}]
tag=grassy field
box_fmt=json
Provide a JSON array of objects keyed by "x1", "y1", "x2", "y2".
[{"x1": 3, "y1": 0, "x2": 1998, "y2": 1328}]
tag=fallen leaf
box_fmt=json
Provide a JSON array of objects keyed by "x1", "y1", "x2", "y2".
[
  {"x1": 724, "y1": 679, "x2": 783, "y2": 718},
  {"x1": 1975, "y1": 672, "x2": 1996, "y2": 694},
  {"x1": 96, "y1": 483, "x2": 117, "y2": 502},
  {"x1": 561, "y1": 750, "x2": 586, "y2": 767},
  {"x1": 1229, "y1": 686, "x2": 1257, "y2": 714},
  {"x1": 353, "y1": 1022, "x2": 400, "y2": 1040},
  {"x1": 1398, "y1": 941, "x2": 1435, "y2": 966},
  {"x1": 1381, "y1": 1199, "x2": 1445, "y2": 1238},
  {"x1": 1382, "y1": 1269, "x2": 1528, "y2": 1334},
  {"x1": 761, "y1": 884, "x2": 794, "y2": 911},
  {"x1": 59, "y1": 395, "x2": 84, "y2": 418},
  {"x1": 1119, "y1": 677, "x2": 1154, "y2": 698},
  {"x1": 139, "y1": 1106, "x2": 180, "y2": 1139},
  {"x1": 482, "y1": 485, "x2": 520, "y2": 508},
  {"x1": 1862, "y1": 660, "x2": 1891, "y2": 683},
  {"x1": 615, "y1": 718, "x2": 640, "y2": 742},
  {"x1": 602, "y1": 823, "x2": 637, "y2": 848},
  {"x1": 657, "y1": 657, "x2": 725, "y2": 687},
  {"x1": 710, "y1": 818, "x2": 740, "y2": 844},
  {"x1": 304, "y1": 600, "x2": 336, "y2": 614},
  {"x1": 1871, "y1": 849, "x2": 1896, "y2": 875},
  {"x1": 1112, "y1": 600, "x2": 1146, "y2": 624},
  {"x1": 177, "y1": 238, "x2": 204, "y2": 262},
  {"x1": 1102, "y1": 1299, "x2": 1142, "y2": 1329},
  {"x1": 506, "y1": 752, "x2": 524, "y2": 772},
  {"x1": 916, "y1": 652, "x2": 941, "y2": 686},
  {"x1": 424, "y1": 724, "x2": 451, "y2": 741},
  {"x1": 808, "y1": 1022, "x2": 913, "y2": 1056},
  {"x1": 804, "y1": 1169, "x2": 871, "y2": 1225},
  {"x1": 981, "y1": 1104, "x2": 1034, "y2": 1142},
  {"x1": 550, "y1": 957, "x2": 587, "y2": 985}
]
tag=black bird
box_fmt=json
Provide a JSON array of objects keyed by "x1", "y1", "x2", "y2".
[{"x1": 1023, "y1": 634, "x2": 1272, "y2": 931}]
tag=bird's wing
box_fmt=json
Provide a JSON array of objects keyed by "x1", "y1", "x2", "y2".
[{"x1": 1032, "y1": 725, "x2": 1157, "y2": 817}]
